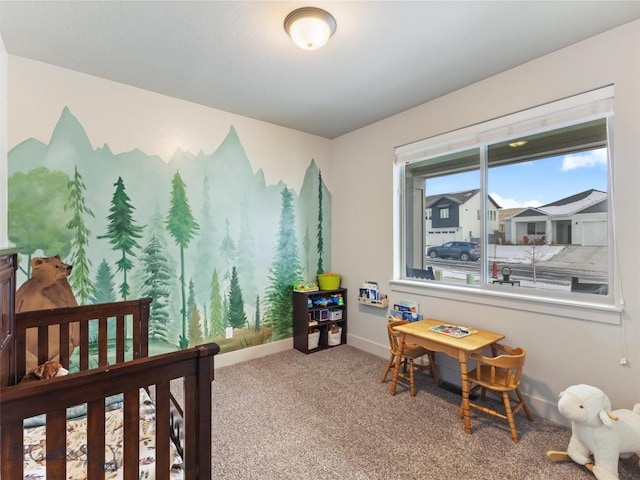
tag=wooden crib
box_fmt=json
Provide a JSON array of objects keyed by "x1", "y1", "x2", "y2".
[{"x1": 0, "y1": 250, "x2": 220, "y2": 479}]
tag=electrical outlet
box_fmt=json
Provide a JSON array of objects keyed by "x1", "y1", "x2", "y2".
[
  {"x1": 619, "y1": 357, "x2": 628, "y2": 366},
  {"x1": 225, "y1": 327, "x2": 233, "y2": 339}
]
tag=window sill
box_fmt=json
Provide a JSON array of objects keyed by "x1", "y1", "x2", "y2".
[{"x1": 390, "y1": 279, "x2": 622, "y2": 325}]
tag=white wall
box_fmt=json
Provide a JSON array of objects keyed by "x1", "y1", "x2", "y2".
[{"x1": 333, "y1": 20, "x2": 640, "y2": 425}]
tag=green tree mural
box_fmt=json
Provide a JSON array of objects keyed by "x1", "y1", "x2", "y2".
[
  {"x1": 8, "y1": 167, "x2": 73, "y2": 276},
  {"x1": 90, "y1": 259, "x2": 117, "y2": 304},
  {"x1": 226, "y1": 265, "x2": 247, "y2": 330},
  {"x1": 187, "y1": 278, "x2": 196, "y2": 322},
  {"x1": 89, "y1": 258, "x2": 117, "y2": 342},
  {"x1": 264, "y1": 186, "x2": 302, "y2": 339},
  {"x1": 237, "y1": 197, "x2": 257, "y2": 304},
  {"x1": 188, "y1": 303, "x2": 204, "y2": 346},
  {"x1": 194, "y1": 175, "x2": 215, "y2": 306},
  {"x1": 140, "y1": 234, "x2": 174, "y2": 343},
  {"x1": 302, "y1": 226, "x2": 311, "y2": 281},
  {"x1": 220, "y1": 218, "x2": 235, "y2": 285},
  {"x1": 65, "y1": 166, "x2": 95, "y2": 303},
  {"x1": 316, "y1": 169, "x2": 325, "y2": 275},
  {"x1": 99, "y1": 176, "x2": 144, "y2": 300},
  {"x1": 208, "y1": 269, "x2": 224, "y2": 338},
  {"x1": 165, "y1": 171, "x2": 200, "y2": 350},
  {"x1": 254, "y1": 294, "x2": 261, "y2": 333}
]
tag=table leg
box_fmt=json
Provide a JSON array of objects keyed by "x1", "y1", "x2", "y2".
[
  {"x1": 459, "y1": 352, "x2": 472, "y2": 434},
  {"x1": 390, "y1": 333, "x2": 406, "y2": 396}
]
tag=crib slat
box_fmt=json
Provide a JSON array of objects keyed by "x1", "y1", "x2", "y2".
[
  {"x1": 155, "y1": 382, "x2": 171, "y2": 479},
  {"x1": 46, "y1": 409, "x2": 67, "y2": 478},
  {"x1": 37, "y1": 326, "x2": 49, "y2": 365},
  {"x1": 59, "y1": 323, "x2": 70, "y2": 368},
  {"x1": 80, "y1": 320, "x2": 90, "y2": 370},
  {"x1": 87, "y1": 398, "x2": 106, "y2": 479},
  {"x1": 116, "y1": 315, "x2": 125, "y2": 363},
  {"x1": 123, "y1": 389, "x2": 140, "y2": 479},
  {"x1": 98, "y1": 316, "x2": 108, "y2": 366},
  {"x1": 183, "y1": 374, "x2": 197, "y2": 480},
  {"x1": 0, "y1": 420, "x2": 24, "y2": 479}
]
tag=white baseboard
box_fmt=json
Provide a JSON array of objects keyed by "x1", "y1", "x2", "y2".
[{"x1": 214, "y1": 338, "x2": 293, "y2": 369}]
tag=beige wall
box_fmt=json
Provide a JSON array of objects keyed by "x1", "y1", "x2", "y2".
[{"x1": 332, "y1": 20, "x2": 640, "y2": 424}]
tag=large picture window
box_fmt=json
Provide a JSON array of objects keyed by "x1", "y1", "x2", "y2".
[{"x1": 395, "y1": 87, "x2": 614, "y2": 306}]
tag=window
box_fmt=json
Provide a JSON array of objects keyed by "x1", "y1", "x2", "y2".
[{"x1": 395, "y1": 87, "x2": 615, "y2": 308}]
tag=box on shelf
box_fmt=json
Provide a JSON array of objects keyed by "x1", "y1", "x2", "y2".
[
  {"x1": 328, "y1": 309, "x2": 342, "y2": 320},
  {"x1": 327, "y1": 325, "x2": 342, "y2": 346},
  {"x1": 312, "y1": 309, "x2": 329, "y2": 321},
  {"x1": 308, "y1": 329, "x2": 320, "y2": 349}
]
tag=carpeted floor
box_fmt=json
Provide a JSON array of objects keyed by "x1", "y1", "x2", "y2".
[{"x1": 184, "y1": 345, "x2": 638, "y2": 479}]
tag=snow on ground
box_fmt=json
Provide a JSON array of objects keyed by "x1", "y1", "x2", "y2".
[{"x1": 485, "y1": 245, "x2": 565, "y2": 264}]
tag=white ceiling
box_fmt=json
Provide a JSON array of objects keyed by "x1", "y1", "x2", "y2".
[{"x1": 1, "y1": 1, "x2": 639, "y2": 139}]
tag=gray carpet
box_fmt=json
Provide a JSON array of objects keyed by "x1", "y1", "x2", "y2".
[{"x1": 192, "y1": 345, "x2": 638, "y2": 479}]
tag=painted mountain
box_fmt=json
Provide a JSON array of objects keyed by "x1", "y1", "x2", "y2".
[{"x1": 8, "y1": 107, "x2": 331, "y2": 351}]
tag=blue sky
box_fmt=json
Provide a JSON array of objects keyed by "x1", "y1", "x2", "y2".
[{"x1": 426, "y1": 148, "x2": 607, "y2": 208}]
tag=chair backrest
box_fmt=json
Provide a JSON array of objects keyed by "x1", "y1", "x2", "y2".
[
  {"x1": 472, "y1": 344, "x2": 526, "y2": 389},
  {"x1": 387, "y1": 320, "x2": 409, "y2": 354}
]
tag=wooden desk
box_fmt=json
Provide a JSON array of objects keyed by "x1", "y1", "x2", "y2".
[{"x1": 391, "y1": 318, "x2": 504, "y2": 435}]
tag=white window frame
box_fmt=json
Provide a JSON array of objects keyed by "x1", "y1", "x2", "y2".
[{"x1": 392, "y1": 86, "x2": 622, "y2": 325}]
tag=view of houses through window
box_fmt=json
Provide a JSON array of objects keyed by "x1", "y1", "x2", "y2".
[{"x1": 400, "y1": 95, "x2": 612, "y2": 301}]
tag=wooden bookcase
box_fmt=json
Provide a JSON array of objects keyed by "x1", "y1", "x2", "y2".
[{"x1": 293, "y1": 288, "x2": 347, "y2": 354}]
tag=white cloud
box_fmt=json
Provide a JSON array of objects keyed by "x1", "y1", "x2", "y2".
[
  {"x1": 490, "y1": 193, "x2": 542, "y2": 209},
  {"x1": 561, "y1": 148, "x2": 607, "y2": 171}
]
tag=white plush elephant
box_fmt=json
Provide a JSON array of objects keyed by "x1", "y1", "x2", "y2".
[{"x1": 558, "y1": 384, "x2": 640, "y2": 480}]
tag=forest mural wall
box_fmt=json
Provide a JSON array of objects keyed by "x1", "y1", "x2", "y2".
[{"x1": 7, "y1": 105, "x2": 332, "y2": 355}]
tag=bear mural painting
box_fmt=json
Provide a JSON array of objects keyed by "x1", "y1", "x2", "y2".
[{"x1": 16, "y1": 255, "x2": 80, "y2": 370}]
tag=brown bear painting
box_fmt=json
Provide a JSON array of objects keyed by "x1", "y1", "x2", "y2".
[{"x1": 16, "y1": 255, "x2": 80, "y2": 370}]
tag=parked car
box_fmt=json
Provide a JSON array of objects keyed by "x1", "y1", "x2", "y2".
[{"x1": 427, "y1": 241, "x2": 480, "y2": 261}]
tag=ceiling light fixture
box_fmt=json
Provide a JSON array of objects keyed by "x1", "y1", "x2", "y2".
[
  {"x1": 508, "y1": 140, "x2": 528, "y2": 148},
  {"x1": 284, "y1": 7, "x2": 337, "y2": 50}
]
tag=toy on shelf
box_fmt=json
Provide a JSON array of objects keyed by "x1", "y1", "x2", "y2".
[{"x1": 293, "y1": 282, "x2": 319, "y2": 292}]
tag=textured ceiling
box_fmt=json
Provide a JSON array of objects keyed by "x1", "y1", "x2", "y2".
[{"x1": 1, "y1": 1, "x2": 639, "y2": 139}]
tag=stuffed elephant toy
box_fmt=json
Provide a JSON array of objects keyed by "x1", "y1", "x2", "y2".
[{"x1": 558, "y1": 384, "x2": 640, "y2": 480}]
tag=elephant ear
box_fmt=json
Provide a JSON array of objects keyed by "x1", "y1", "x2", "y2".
[{"x1": 599, "y1": 409, "x2": 615, "y2": 428}]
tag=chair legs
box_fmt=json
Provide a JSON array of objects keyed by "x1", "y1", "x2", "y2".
[
  {"x1": 462, "y1": 386, "x2": 533, "y2": 443},
  {"x1": 380, "y1": 354, "x2": 397, "y2": 383},
  {"x1": 382, "y1": 353, "x2": 437, "y2": 397}
]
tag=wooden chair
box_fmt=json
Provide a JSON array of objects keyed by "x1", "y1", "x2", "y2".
[
  {"x1": 381, "y1": 320, "x2": 438, "y2": 397},
  {"x1": 461, "y1": 343, "x2": 533, "y2": 442}
]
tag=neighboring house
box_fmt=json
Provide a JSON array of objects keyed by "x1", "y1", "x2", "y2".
[
  {"x1": 505, "y1": 189, "x2": 607, "y2": 245},
  {"x1": 425, "y1": 189, "x2": 500, "y2": 245}
]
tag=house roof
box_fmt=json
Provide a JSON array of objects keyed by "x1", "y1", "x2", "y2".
[
  {"x1": 513, "y1": 189, "x2": 607, "y2": 218},
  {"x1": 426, "y1": 189, "x2": 501, "y2": 209}
]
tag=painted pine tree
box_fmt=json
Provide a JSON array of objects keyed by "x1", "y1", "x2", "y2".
[
  {"x1": 254, "y1": 294, "x2": 261, "y2": 333},
  {"x1": 188, "y1": 304, "x2": 204, "y2": 346},
  {"x1": 264, "y1": 186, "x2": 302, "y2": 339},
  {"x1": 208, "y1": 269, "x2": 224, "y2": 338},
  {"x1": 302, "y1": 226, "x2": 311, "y2": 281},
  {"x1": 237, "y1": 197, "x2": 257, "y2": 304},
  {"x1": 100, "y1": 176, "x2": 144, "y2": 300},
  {"x1": 89, "y1": 258, "x2": 117, "y2": 342},
  {"x1": 220, "y1": 218, "x2": 236, "y2": 286},
  {"x1": 227, "y1": 265, "x2": 247, "y2": 330},
  {"x1": 316, "y1": 170, "x2": 325, "y2": 274},
  {"x1": 65, "y1": 166, "x2": 95, "y2": 303},
  {"x1": 165, "y1": 171, "x2": 200, "y2": 350},
  {"x1": 187, "y1": 278, "x2": 196, "y2": 323},
  {"x1": 140, "y1": 234, "x2": 173, "y2": 343},
  {"x1": 90, "y1": 259, "x2": 117, "y2": 304},
  {"x1": 194, "y1": 176, "x2": 215, "y2": 306}
]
